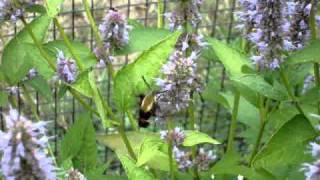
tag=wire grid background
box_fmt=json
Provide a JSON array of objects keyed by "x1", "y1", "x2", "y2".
[{"x1": 0, "y1": 0, "x2": 242, "y2": 174}]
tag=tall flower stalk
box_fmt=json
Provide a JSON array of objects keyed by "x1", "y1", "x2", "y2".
[
  {"x1": 156, "y1": 0, "x2": 209, "y2": 179},
  {"x1": 0, "y1": 108, "x2": 56, "y2": 180}
]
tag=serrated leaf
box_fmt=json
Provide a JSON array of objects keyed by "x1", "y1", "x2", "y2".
[
  {"x1": 253, "y1": 115, "x2": 317, "y2": 168},
  {"x1": 136, "y1": 137, "x2": 170, "y2": 171},
  {"x1": 70, "y1": 71, "x2": 93, "y2": 98},
  {"x1": 211, "y1": 151, "x2": 275, "y2": 180},
  {"x1": 60, "y1": 113, "x2": 97, "y2": 171},
  {"x1": 72, "y1": 114, "x2": 98, "y2": 171},
  {"x1": 97, "y1": 131, "x2": 159, "y2": 156},
  {"x1": 207, "y1": 38, "x2": 252, "y2": 77},
  {"x1": 232, "y1": 74, "x2": 288, "y2": 101},
  {"x1": 23, "y1": 76, "x2": 52, "y2": 101},
  {"x1": 114, "y1": 31, "x2": 181, "y2": 110},
  {"x1": 116, "y1": 28, "x2": 171, "y2": 55},
  {"x1": 183, "y1": 130, "x2": 220, "y2": 147},
  {"x1": 45, "y1": 0, "x2": 64, "y2": 17},
  {"x1": 0, "y1": 15, "x2": 52, "y2": 85},
  {"x1": 117, "y1": 153, "x2": 154, "y2": 180},
  {"x1": 286, "y1": 40, "x2": 320, "y2": 65}
]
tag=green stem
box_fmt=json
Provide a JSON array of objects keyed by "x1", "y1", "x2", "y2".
[
  {"x1": 21, "y1": 84, "x2": 40, "y2": 121},
  {"x1": 226, "y1": 91, "x2": 240, "y2": 153},
  {"x1": 279, "y1": 67, "x2": 305, "y2": 115},
  {"x1": 118, "y1": 116, "x2": 137, "y2": 160},
  {"x1": 157, "y1": 0, "x2": 164, "y2": 28},
  {"x1": 249, "y1": 121, "x2": 266, "y2": 166},
  {"x1": 248, "y1": 96, "x2": 267, "y2": 166},
  {"x1": 126, "y1": 110, "x2": 139, "y2": 131},
  {"x1": 53, "y1": 18, "x2": 84, "y2": 71},
  {"x1": 82, "y1": 0, "x2": 103, "y2": 45},
  {"x1": 167, "y1": 118, "x2": 175, "y2": 180},
  {"x1": 310, "y1": 0, "x2": 320, "y2": 114},
  {"x1": 188, "y1": 99, "x2": 200, "y2": 180}
]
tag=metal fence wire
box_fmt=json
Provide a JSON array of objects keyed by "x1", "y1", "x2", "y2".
[{"x1": 0, "y1": 0, "x2": 241, "y2": 174}]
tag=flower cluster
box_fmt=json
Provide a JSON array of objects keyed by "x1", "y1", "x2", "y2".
[
  {"x1": 240, "y1": 0, "x2": 285, "y2": 70},
  {"x1": 56, "y1": 50, "x2": 78, "y2": 84},
  {"x1": 25, "y1": 68, "x2": 38, "y2": 80},
  {"x1": 97, "y1": 9, "x2": 130, "y2": 65},
  {"x1": 302, "y1": 75, "x2": 315, "y2": 94},
  {"x1": 302, "y1": 139, "x2": 320, "y2": 180},
  {"x1": 160, "y1": 128, "x2": 216, "y2": 172},
  {"x1": 155, "y1": 34, "x2": 205, "y2": 117},
  {"x1": 173, "y1": 146, "x2": 193, "y2": 170},
  {"x1": 194, "y1": 148, "x2": 216, "y2": 171},
  {"x1": 0, "y1": 108, "x2": 56, "y2": 180},
  {"x1": 238, "y1": 0, "x2": 315, "y2": 70},
  {"x1": 165, "y1": 0, "x2": 203, "y2": 31},
  {"x1": 0, "y1": 0, "x2": 38, "y2": 22},
  {"x1": 160, "y1": 127, "x2": 186, "y2": 146},
  {"x1": 283, "y1": 0, "x2": 313, "y2": 51}
]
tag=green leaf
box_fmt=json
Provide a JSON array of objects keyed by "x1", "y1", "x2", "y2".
[
  {"x1": 116, "y1": 28, "x2": 172, "y2": 55},
  {"x1": 117, "y1": 153, "x2": 154, "y2": 180},
  {"x1": 44, "y1": 40, "x2": 97, "y2": 70},
  {"x1": 23, "y1": 76, "x2": 52, "y2": 101},
  {"x1": 211, "y1": 151, "x2": 275, "y2": 180},
  {"x1": 60, "y1": 113, "x2": 97, "y2": 171},
  {"x1": 0, "y1": 91, "x2": 8, "y2": 107},
  {"x1": 72, "y1": 114, "x2": 98, "y2": 171},
  {"x1": 1, "y1": 15, "x2": 52, "y2": 85},
  {"x1": 114, "y1": 31, "x2": 181, "y2": 110},
  {"x1": 25, "y1": 4, "x2": 47, "y2": 14},
  {"x1": 70, "y1": 71, "x2": 93, "y2": 98},
  {"x1": 253, "y1": 115, "x2": 317, "y2": 168},
  {"x1": 232, "y1": 74, "x2": 288, "y2": 101},
  {"x1": 136, "y1": 138, "x2": 170, "y2": 171},
  {"x1": 286, "y1": 40, "x2": 320, "y2": 65},
  {"x1": 97, "y1": 131, "x2": 159, "y2": 156},
  {"x1": 207, "y1": 38, "x2": 252, "y2": 77},
  {"x1": 183, "y1": 130, "x2": 220, "y2": 147},
  {"x1": 45, "y1": 0, "x2": 64, "y2": 17}
]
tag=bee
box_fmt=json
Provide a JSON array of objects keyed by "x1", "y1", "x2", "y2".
[{"x1": 137, "y1": 77, "x2": 159, "y2": 128}]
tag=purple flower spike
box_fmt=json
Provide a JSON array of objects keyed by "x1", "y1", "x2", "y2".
[
  {"x1": 0, "y1": 108, "x2": 56, "y2": 180},
  {"x1": 160, "y1": 127, "x2": 186, "y2": 146},
  {"x1": 56, "y1": 50, "x2": 78, "y2": 84},
  {"x1": 165, "y1": 0, "x2": 203, "y2": 31}
]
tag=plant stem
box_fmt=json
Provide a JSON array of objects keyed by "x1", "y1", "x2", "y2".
[
  {"x1": 248, "y1": 96, "x2": 267, "y2": 166},
  {"x1": 310, "y1": 0, "x2": 320, "y2": 114},
  {"x1": 226, "y1": 91, "x2": 240, "y2": 153},
  {"x1": 188, "y1": 99, "x2": 200, "y2": 180},
  {"x1": 167, "y1": 118, "x2": 175, "y2": 180},
  {"x1": 82, "y1": 0, "x2": 103, "y2": 45},
  {"x1": 157, "y1": 0, "x2": 164, "y2": 28},
  {"x1": 118, "y1": 115, "x2": 137, "y2": 160},
  {"x1": 53, "y1": 18, "x2": 84, "y2": 71},
  {"x1": 279, "y1": 67, "x2": 305, "y2": 115},
  {"x1": 21, "y1": 84, "x2": 40, "y2": 121}
]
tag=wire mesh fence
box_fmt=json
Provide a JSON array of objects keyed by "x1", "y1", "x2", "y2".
[{"x1": 0, "y1": 0, "x2": 241, "y2": 174}]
